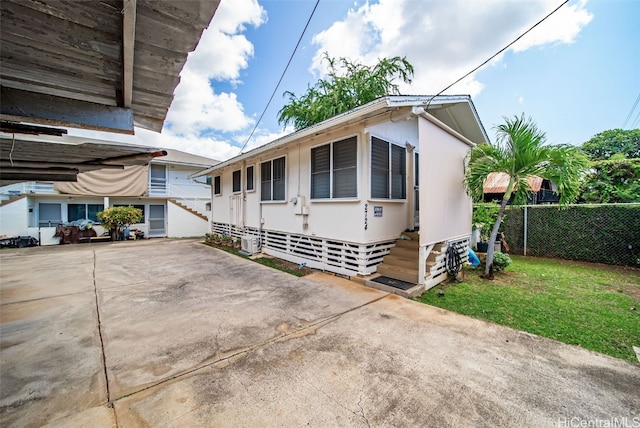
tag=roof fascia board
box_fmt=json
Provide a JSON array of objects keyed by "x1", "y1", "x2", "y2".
[{"x1": 1, "y1": 86, "x2": 134, "y2": 134}]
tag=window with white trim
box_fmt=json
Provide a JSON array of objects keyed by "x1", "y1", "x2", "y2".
[
  {"x1": 232, "y1": 170, "x2": 241, "y2": 193},
  {"x1": 246, "y1": 165, "x2": 255, "y2": 191},
  {"x1": 214, "y1": 176, "x2": 221, "y2": 196},
  {"x1": 371, "y1": 136, "x2": 406, "y2": 199},
  {"x1": 311, "y1": 136, "x2": 357, "y2": 199},
  {"x1": 261, "y1": 156, "x2": 286, "y2": 201}
]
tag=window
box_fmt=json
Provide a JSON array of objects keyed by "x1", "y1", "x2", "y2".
[
  {"x1": 38, "y1": 203, "x2": 62, "y2": 227},
  {"x1": 311, "y1": 136, "x2": 357, "y2": 199},
  {"x1": 114, "y1": 204, "x2": 145, "y2": 223},
  {"x1": 68, "y1": 203, "x2": 104, "y2": 222},
  {"x1": 246, "y1": 165, "x2": 255, "y2": 191},
  {"x1": 205, "y1": 176, "x2": 212, "y2": 185},
  {"x1": 261, "y1": 156, "x2": 286, "y2": 201},
  {"x1": 232, "y1": 170, "x2": 241, "y2": 193},
  {"x1": 371, "y1": 136, "x2": 406, "y2": 199},
  {"x1": 214, "y1": 176, "x2": 221, "y2": 196}
]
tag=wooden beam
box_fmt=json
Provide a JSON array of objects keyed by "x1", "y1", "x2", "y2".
[
  {"x1": 122, "y1": 0, "x2": 137, "y2": 108},
  {"x1": 0, "y1": 86, "x2": 134, "y2": 134}
]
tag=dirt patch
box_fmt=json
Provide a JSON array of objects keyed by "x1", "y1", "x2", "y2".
[{"x1": 202, "y1": 242, "x2": 315, "y2": 277}]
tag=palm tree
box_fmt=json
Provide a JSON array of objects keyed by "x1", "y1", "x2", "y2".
[{"x1": 465, "y1": 114, "x2": 588, "y2": 278}]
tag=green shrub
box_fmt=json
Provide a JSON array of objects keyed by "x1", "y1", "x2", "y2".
[
  {"x1": 492, "y1": 252, "x2": 512, "y2": 272},
  {"x1": 97, "y1": 206, "x2": 143, "y2": 240}
]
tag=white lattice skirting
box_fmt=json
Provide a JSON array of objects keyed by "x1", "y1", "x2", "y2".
[{"x1": 211, "y1": 222, "x2": 395, "y2": 276}]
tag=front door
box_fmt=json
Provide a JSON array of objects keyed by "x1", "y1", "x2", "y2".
[{"x1": 148, "y1": 204, "x2": 166, "y2": 236}]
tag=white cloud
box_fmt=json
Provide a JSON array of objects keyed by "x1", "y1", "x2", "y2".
[
  {"x1": 162, "y1": 0, "x2": 267, "y2": 145},
  {"x1": 310, "y1": 0, "x2": 592, "y2": 97}
]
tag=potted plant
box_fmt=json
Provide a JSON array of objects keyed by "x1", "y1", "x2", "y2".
[{"x1": 472, "y1": 204, "x2": 503, "y2": 253}]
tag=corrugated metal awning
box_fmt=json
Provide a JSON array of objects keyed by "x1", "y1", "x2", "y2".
[{"x1": 483, "y1": 172, "x2": 543, "y2": 194}]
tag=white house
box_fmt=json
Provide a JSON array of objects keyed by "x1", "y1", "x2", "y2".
[
  {"x1": 195, "y1": 95, "x2": 489, "y2": 294},
  {"x1": 0, "y1": 149, "x2": 219, "y2": 245}
]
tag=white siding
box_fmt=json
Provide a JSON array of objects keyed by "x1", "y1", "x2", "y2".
[
  {"x1": 0, "y1": 197, "x2": 29, "y2": 236},
  {"x1": 167, "y1": 202, "x2": 208, "y2": 238},
  {"x1": 418, "y1": 117, "x2": 473, "y2": 246}
]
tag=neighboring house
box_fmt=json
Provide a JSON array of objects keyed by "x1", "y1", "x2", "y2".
[
  {"x1": 0, "y1": 149, "x2": 219, "y2": 245},
  {"x1": 195, "y1": 95, "x2": 489, "y2": 293},
  {"x1": 483, "y1": 172, "x2": 560, "y2": 204}
]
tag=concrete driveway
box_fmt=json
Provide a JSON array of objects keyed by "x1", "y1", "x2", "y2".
[{"x1": 1, "y1": 239, "x2": 638, "y2": 427}]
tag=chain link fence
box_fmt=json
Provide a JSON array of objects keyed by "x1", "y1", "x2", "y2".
[{"x1": 500, "y1": 203, "x2": 640, "y2": 267}]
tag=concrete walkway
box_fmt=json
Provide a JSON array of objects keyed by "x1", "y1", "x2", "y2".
[{"x1": 1, "y1": 239, "x2": 638, "y2": 427}]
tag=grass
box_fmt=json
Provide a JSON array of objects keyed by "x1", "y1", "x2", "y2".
[{"x1": 417, "y1": 256, "x2": 640, "y2": 362}]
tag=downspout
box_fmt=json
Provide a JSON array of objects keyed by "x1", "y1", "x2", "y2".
[{"x1": 241, "y1": 159, "x2": 246, "y2": 229}]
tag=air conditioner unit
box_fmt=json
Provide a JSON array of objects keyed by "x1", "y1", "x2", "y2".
[{"x1": 241, "y1": 236, "x2": 259, "y2": 255}]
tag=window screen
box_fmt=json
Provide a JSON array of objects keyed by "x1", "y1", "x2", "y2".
[
  {"x1": 371, "y1": 136, "x2": 406, "y2": 199},
  {"x1": 371, "y1": 137, "x2": 390, "y2": 198},
  {"x1": 232, "y1": 170, "x2": 241, "y2": 193},
  {"x1": 214, "y1": 176, "x2": 221, "y2": 195},
  {"x1": 311, "y1": 136, "x2": 357, "y2": 199},
  {"x1": 246, "y1": 165, "x2": 255, "y2": 191}
]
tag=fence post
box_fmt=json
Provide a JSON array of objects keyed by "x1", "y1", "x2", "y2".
[{"x1": 523, "y1": 205, "x2": 528, "y2": 256}]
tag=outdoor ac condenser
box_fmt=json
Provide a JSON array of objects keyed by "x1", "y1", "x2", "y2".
[{"x1": 241, "y1": 236, "x2": 259, "y2": 255}]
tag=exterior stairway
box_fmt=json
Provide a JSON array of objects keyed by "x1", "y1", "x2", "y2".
[
  {"x1": 168, "y1": 199, "x2": 208, "y2": 221},
  {"x1": 367, "y1": 231, "x2": 447, "y2": 298},
  {"x1": 0, "y1": 194, "x2": 27, "y2": 208}
]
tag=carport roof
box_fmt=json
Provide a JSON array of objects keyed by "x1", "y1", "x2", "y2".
[
  {"x1": 0, "y1": 0, "x2": 220, "y2": 134},
  {"x1": 0, "y1": 132, "x2": 166, "y2": 186}
]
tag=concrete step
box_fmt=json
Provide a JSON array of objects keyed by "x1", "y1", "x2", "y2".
[
  {"x1": 377, "y1": 264, "x2": 419, "y2": 284},
  {"x1": 363, "y1": 275, "x2": 425, "y2": 298}
]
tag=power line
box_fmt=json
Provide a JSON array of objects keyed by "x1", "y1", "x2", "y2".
[
  {"x1": 622, "y1": 93, "x2": 640, "y2": 128},
  {"x1": 425, "y1": 0, "x2": 569, "y2": 111},
  {"x1": 238, "y1": 0, "x2": 320, "y2": 155}
]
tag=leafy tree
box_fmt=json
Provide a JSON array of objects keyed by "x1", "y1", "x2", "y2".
[
  {"x1": 465, "y1": 114, "x2": 589, "y2": 279},
  {"x1": 579, "y1": 154, "x2": 640, "y2": 203},
  {"x1": 581, "y1": 129, "x2": 640, "y2": 160},
  {"x1": 578, "y1": 129, "x2": 640, "y2": 203},
  {"x1": 278, "y1": 53, "x2": 414, "y2": 130},
  {"x1": 97, "y1": 206, "x2": 142, "y2": 241}
]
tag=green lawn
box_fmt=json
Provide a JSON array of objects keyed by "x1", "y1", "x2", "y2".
[{"x1": 417, "y1": 256, "x2": 640, "y2": 362}]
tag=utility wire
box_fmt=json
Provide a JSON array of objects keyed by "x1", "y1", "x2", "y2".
[
  {"x1": 238, "y1": 0, "x2": 320, "y2": 155},
  {"x1": 622, "y1": 93, "x2": 640, "y2": 128},
  {"x1": 425, "y1": 0, "x2": 569, "y2": 111}
]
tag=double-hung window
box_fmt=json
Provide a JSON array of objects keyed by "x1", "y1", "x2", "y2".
[
  {"x1": 311, "y1": 136, "x2": 357, "y2": 199},
  {"x1": 246, "y1": 165, "x2": 255, "y2": 191},
  {"x1": 371, "y1": 136, "x2": 406, "y2": 199},
  {"x1": 261, "y1": 156, "x2": 286, "y2": 201}
]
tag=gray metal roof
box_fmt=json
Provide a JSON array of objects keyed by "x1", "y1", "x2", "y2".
[
  {"x1": 0, "y1": 0, "x2": 220, "y2": 134},
  {"x1": 194, "y1": 95, "x2": 488, "y2": 177}
]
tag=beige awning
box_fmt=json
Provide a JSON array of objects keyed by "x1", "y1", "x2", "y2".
[{"x1": 54, "y1": 165, "x2": 149, "y2": 197}]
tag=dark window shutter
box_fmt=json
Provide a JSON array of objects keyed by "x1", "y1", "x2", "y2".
[
  {"x1": 371, "y1": 137, "x2": 389, "y2": 198},
  {"x1": 333, "y1": 137, "x2": 357, "y2": 198},
  {"x1": 232, "y1": 170, "x2": 241, "y2": 192},
  {"x1": 391, "y1": 144, "x2": 406, "y2": 199},
  {"x1": 311, "y1": 145, "x2": 330, "y2": 199}
]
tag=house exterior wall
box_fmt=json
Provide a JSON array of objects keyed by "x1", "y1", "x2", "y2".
[
  {"x1": 418, "y1": 117, "x2": 473, "y2": 246},
  {"x1": 167, "y1": 201, "x2": 208, "y2": 238},
  {"x1": 0, "y1": 161, "x2": 213, "y2": 243},
  {"x1": 209, "y1": 119, "x2": 419, "y2": 245},
  {"x1": 0, "y1": 197, "x2": 28, "y2": 236}
]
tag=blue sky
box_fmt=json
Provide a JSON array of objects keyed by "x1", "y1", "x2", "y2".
[{"x1": 79, "y1": 0, "x2": 640, "y2": 161}]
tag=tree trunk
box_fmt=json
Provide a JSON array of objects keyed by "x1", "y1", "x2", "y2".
[{"x1": 483, "y1": 180, "x2": 513, "y2": 279}]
